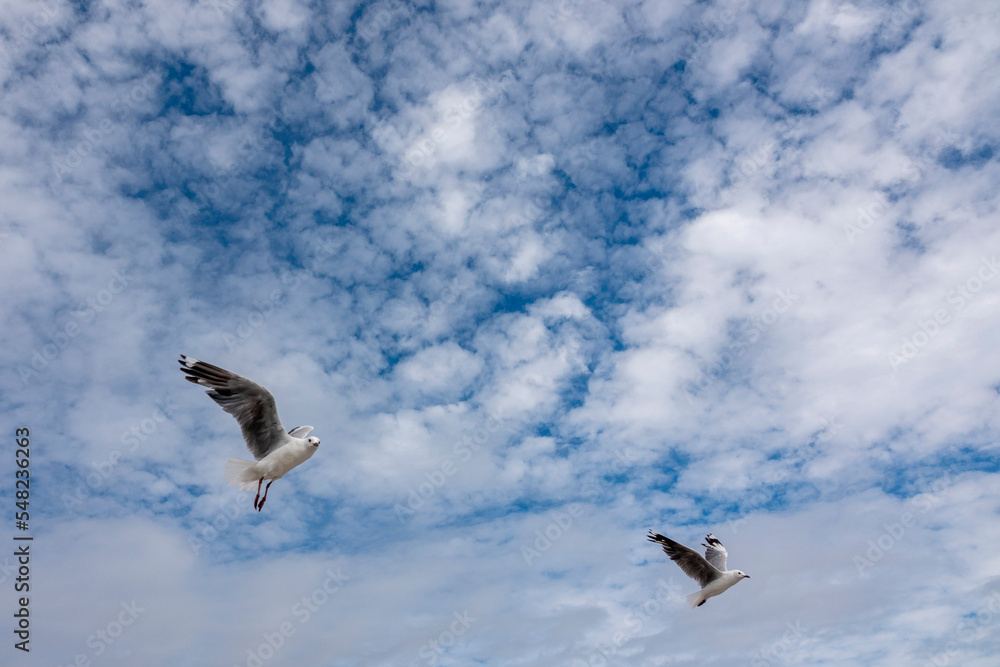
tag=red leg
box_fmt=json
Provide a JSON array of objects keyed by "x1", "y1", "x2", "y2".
[
  {"x1": 257, "y1": 480, "x2": 274, "y2": 511},
  {"x1": 253, "y1": 477, "x2": 264, "y2": 510}
]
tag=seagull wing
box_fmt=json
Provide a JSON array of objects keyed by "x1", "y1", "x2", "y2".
[
  {"x1": 179, "y1": 355, "x2": 286, "y2": 460},
  {"x1": 648, "y1": 530, "x2": 722, "y2": 587},
  {"x1": 702, "y1": 534, "x2": 728, "y2": 571},
  {"x1": 287, "y1": 426, "x2": 314, "y2": 438}
]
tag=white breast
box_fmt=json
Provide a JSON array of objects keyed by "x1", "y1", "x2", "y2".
[{"x1": 258, "y1": 439, "x2": 317, "y2": 480}]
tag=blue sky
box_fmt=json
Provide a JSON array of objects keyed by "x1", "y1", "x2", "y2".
[{"x1": 3, "y1": 0, "x2": 1000, "y2": 665}]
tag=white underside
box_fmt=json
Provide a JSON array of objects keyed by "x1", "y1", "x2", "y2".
[
  {"x1": 688, "y1": 572, "x2": 744, "y2": 607},
  {"x1": 224, "y1": 438, "x2": 317, "y2": 490}
]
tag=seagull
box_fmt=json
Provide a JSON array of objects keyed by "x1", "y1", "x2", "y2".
[
  {"x1": 179, "y1": 355, "x2": 320, "y2": 511},
  {"x1": 647, "y1": 530, "x2": 750, "y2": 607}
]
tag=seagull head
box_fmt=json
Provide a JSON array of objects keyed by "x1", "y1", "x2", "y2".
[
  {"x1": 734, "y1": 570, "x2": 750, "y2": 579},
  {"x1": 307, "y1": 436, "x2": 320, "y2": 448}
]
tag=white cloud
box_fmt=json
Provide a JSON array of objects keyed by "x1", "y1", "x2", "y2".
[{"x1": 2, "y1": 0, "x2": 1000, "y2": 664}]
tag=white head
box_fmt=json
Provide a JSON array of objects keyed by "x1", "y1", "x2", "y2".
[
  {"x1": 307, "y1": 436, "x2": 320, "y2": 448},
  {"x1": 733, "y1": 570, "x2": 750, "y2": 579}
]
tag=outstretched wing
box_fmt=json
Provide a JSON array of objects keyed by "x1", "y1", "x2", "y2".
[
  {"x1": 648, "y1": 530, "x2": 722, "y2": 587},
  {"x1": 288, "y1": 426, "x2": 314, "y2": 438},
  {"x1": 179, "y1": 355, "x2": 287, "y2": 460},
  {"x1": 702, "y1": 534, "x2": 728, "y2": 571}
]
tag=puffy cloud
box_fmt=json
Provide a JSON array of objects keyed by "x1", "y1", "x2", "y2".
[{"x1": 3, "y1": 0, "x2": 1000, "y2": 664}]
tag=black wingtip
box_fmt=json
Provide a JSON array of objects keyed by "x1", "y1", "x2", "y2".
[{"x1": 703, "y1": 534, "x2": 723, "y2": 547}]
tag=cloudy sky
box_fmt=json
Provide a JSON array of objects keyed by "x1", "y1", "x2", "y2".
[{"x1": 3, "y1": 0, "x2": 1000, "y2": 665}]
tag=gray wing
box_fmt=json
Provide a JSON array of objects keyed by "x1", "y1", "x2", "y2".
[
  {"x1": 179, "y1": 355, "x2": 286, "y2": 460},
  {"x1": 702, "y1": 534, "x2": 728, "y2": 571},
  {"x1": 648, "y1": 530, "x2": 722, "y2": 587}
]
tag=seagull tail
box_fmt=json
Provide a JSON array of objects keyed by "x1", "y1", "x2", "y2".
[
  {"x1": 224, "y1": 458, "x2": 261, "y2": 490},
  {"x1": 686, "y1": 591, "x2": 706, "y2": 608}
]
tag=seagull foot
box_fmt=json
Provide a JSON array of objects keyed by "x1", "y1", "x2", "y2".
[
  {"x1": 257, "y1": 480, "x2": 274, "y2": 511},
  {"x1": 253, "y1": 477, "x2": 264, "y2": 510}
]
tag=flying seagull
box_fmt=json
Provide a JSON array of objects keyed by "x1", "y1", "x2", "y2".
[
  {"x1": 647, "y1": 531, "x2": 750, "y2": 607},
  {"x1": 179, "y1": 355, "x2": 320, "y2": 511}
]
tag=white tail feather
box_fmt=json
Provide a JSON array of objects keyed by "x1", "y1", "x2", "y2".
[
  {"x1": 224, "y1": 458, "x2": 261, "y2": 490},
  {"x1": 687, "y1": 591, "x2": 705, "y2": 608}
]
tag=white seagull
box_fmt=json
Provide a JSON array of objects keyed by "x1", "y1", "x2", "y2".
[
  {"x1": 179, "y1": 355, "x2": 320, "y2": 511},
  {"x1": 647, "y1": 530, "x2": 750, "y2": 607}
]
